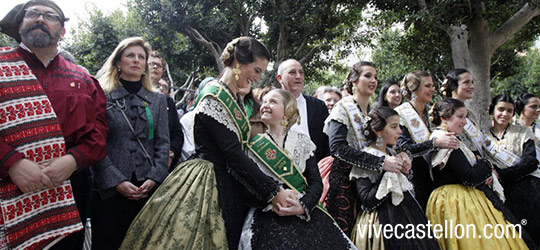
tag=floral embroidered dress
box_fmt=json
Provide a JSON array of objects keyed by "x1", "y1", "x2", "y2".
[{"x1": 120, "y1": 79, "x2": 281, "y2": 250}]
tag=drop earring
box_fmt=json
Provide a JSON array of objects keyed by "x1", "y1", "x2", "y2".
[
  {"x1": 280, "y1": 119, "x2": 288, "y2": 128},
  {"x1": 376, "y1": 136, "x2": 383, "y2": 147},
  {"x1": 232, "y1": 64, "x2": 241, "y2": 81},
  {"x1": 441, "y1": 121, "x2": 448, "y2": 131}
]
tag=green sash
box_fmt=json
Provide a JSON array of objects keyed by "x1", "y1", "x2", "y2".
[
  {"x1": 248, "y1": 134, "x2": 329, "y2": 215},
  {"x1": 194, "y1": 84, "x2": 250, "y2": 148}
]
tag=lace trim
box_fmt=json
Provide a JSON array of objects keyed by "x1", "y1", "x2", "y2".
[
  {"x1": 323, "y1": 96, "x2": 363, "y2": 150},
  {"x1": 284, "y1": 131, "x2": 316, "y2": 173},
  {"x1": 296, "y1": 197, "x2": 311, "y2": 222},
  {"x1": 194, "y1": 96, "x2": 241, "y2": 140}
]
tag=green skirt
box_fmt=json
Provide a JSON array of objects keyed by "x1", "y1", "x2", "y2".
[{"x1": 120, "y1": 159, "x2": 228, "y2": 250}]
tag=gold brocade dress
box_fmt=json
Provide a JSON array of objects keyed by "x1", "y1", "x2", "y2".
[{"x1": 426, "y1": 130, "x2": 530, "y2": 249}]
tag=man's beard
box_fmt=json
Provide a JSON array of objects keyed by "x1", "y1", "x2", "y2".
[{"x1": 20, "y1": 23, "x2": 61, "y2": 48}]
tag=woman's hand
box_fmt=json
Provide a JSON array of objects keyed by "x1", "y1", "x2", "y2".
[
  {"x1": 382, "y1": 156, "x2": 403, "y2": 173},
  {"x1": 434, "y1": 132, "x2": 460, "y2": 149},
  {"x1": 396, "y1": 152, "x2": 412, "y2": 175},
  {"x1": 139, "y1": 179, "x2": 156, "y2": 195},
  {"x1": 274, "y1": 197, "x2": 305, "y2": 216},
  {"x1": 272, "y1": 188, "x2": 298, "y2": 210},
  {"x1": 117, "y1": 181, "x2": 147, "y2": 200}
]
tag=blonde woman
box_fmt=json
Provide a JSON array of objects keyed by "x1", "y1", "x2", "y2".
[{"x1": 91, "y1": 37, "x2": 170, "y2": 250}]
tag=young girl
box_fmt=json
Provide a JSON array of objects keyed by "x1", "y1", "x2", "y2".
[
  {"x1": 350, "y1": 106, "x2": 440, "y2": 249},
  {"x1": 427, "y1": 98, "x2": 532, "y2": 249},
  {"x1": 239, "y1": 89, "x2": 355, "y2": 249},
  {"x1": 486, "y1": 94, "x2": 540, "y2": 244}
]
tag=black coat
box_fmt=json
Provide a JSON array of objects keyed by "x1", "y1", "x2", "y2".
[{"x1": 304, "y1": 94, "x2": 330, "y2": 162}]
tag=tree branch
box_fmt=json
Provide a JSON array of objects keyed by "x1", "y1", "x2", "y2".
[
  {"x1": 299, "y1": 44, "x2": 322, "y2": 64},
  {"x1": 416, "y1": 0, "x2": 448, "y2": 32},
  {"x1": 488, "y1": 3, "x2": 540, "y2": 53},
  {"x1": 183, "y1": 26, "x2": 224, "y2": 71},
  {"x1": 293, "y1": 36, "x2": 308, "y2": 59}
]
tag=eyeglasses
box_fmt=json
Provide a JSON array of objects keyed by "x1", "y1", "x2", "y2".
[
  {"x1": 149, "y1": 62, "x2": 163, "y2": 68},
  {"x1": 24, "y1": 9, "x2": 62, "y2": 23}
]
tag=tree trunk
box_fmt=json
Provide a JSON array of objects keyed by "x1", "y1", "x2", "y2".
[
  {"x1": 448, "y1": 24, "x2": 471, "y2": 69},
  {"x1": 465, "y1": 18, "x2": 492, "y2": 129}
]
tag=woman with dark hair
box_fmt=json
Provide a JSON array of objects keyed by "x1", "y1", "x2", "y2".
[
  {"x1": 373, "y1": 80, "x2": 402, "y2": 109},
  {"x1": 441, "y1": 69, "x2": 487, "y2": 166},
  {"x1": 239, "y1": 89, "x2": 356, "y2": 249},
  {"x1": 350, "y1": 106, "x2": 440, "y2": 249},
  {"x1": 92, "y1": 37, "x2": 170, "y2": 250},
  {"x1": 323, "y1": 61, "x2": 406, "y2": 236},
  {"x1": 515, "y1": 93, "x2": 540, "y2": 140},
  {"x1": 485, "y1": 94, "x2": 540, "y2": 244},
  {"x1": 121, "y1": 37, "x2": 295, "y2": 249},
  {"x1": 396, "y1": 70, "x2": 459, "y2": 209},
  {"x1": 427, "y1": 98, "x2": 532, "y2": 249}
]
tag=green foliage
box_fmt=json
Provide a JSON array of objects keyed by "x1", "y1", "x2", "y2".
[
  {"x1": 372, "y1": 29, "x2": 418, "y2": 84},
  {"x1": 491, "y1": 48, "x2": 540, "y2": 97},
  {"x1": 65, "y1": 7, "x2": 131, "y2": 75}
]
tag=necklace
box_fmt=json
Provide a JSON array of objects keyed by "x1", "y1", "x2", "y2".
[
  {"x1": 266, "y1": 130, "x2": 288, "y2": 149},
  {"x1": 353, "y1": 98, "x2": 370, "y2": 115},
  {"x1": 490, "y1": 125, "x2": 508, "y2": 140},
  {"x1": 219, "y1": 80, "x2": 246, "y2": 115}
]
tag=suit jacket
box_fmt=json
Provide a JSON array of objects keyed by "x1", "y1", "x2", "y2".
[
  {"x1": 304, "y1": 94, "x2": 330, "y2": 162},
  {"x1": 93, "y1": 86, "x2": 170, "y2": 199}
]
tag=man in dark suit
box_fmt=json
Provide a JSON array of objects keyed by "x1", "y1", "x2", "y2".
[{"x1": 277, "y1": 59, "x2": 330, "y2": 162}]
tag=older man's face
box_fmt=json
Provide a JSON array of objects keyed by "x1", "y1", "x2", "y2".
[
  {"x1": 278, "y1": 60, "x2": 304, "y2": 97},
  {"x1": 19, "y1": 5, "x2": 65, "y2": 48}
]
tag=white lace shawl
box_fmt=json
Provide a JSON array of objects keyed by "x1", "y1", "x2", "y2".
[
  {"x1": 359, "y1": 147, "x2": 413, "y2": 206},
  {"x1": 192, "y1": 81, "x2": 242, "y2": 141}
]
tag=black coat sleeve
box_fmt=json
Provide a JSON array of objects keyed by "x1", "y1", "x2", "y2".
[
  {"x1": 397, "y1": 125, "x2": 434, "y2": 157},
  {"x1": 166, "y1": 96, "x2": 183, "y2": 166},
  {"x1": 355, "y1": 177, "x2": 385, "y2": 211},
  {"x1": 446, "y1": 149, "x2": 492, "y2": 187},
  {"x1": 495, "y1": 139, "x2": 539, "y2": 184},
  {"x1": 327, "y1": 120, "x2": 384, "y2": 171},
  {"x1": 196, "y1": 113, "x2": 280, "y2": 203},
  {"x1": 299, "y1": 156, "x2": 323, "y2": 212}
]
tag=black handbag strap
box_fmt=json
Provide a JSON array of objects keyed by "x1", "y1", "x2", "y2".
[{"x1": 108, "y1": 96, "x2": 155, "y2": 166}]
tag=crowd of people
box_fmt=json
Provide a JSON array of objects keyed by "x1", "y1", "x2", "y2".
[{"x1": 1, "y1": 0, "x2": 540, "y2": 249}]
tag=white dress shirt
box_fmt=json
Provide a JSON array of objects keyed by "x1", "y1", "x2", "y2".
[{"x1": 289, "y1": 94, "x2": 311, "y2": 139}]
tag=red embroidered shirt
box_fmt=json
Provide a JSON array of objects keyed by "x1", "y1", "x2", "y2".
[{"x1": 0, "y1": 47, "x2": 108, "y2": 175}]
